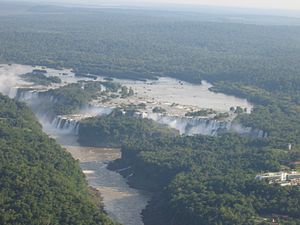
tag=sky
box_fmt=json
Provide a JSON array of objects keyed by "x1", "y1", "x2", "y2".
[{"x1": 31, "y1": 0, "x2": 300, "y2": 11}]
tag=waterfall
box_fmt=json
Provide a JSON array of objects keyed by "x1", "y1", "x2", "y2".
[
  {"x1": 80, "y1": 105, "x2": 113, "y2": 116},
  {"x1": 19, "y1": 91, "x2": 39, "y2": 101},
  {"x1": 230, "y1": 123, "x2": 268, "y2": 138},
  {"x1": 51, "y1": 116, "x2": 80, "y2": 135},
  {"x1": 135, "y1": 112, "x2": 267, "y2": 137},
  {"x1": 138, "y1": 112, "x2": 230, "y2": 136},
  {"x1": 15, "y1": 88, "x2": 40, "y2": 102},
  {"x1": 186, "y1": 118, "x2": 230, "y2": 136},
  {"x1": 1, "y1": 86, "x2": 21, "y2": 99},
  {"x1": 8, "y1": 87, "x2": 18, "y2": 98},
  {"x1": 49, "y1": 106, "x2": 113, "y2": 135},
  {"x1": 13, "y1": 87, "x2": 266, "y2": 138}
]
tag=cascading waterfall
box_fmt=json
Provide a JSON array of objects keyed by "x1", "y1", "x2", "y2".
[
  {"x1": 13, "y1": 87, "x2": 114, "y2": 135},
  {"x1": 137, "y1": 112, "x2": 267, "y2": 137},
  {"x1": 50, "y1": 106, "x2": 113, "y2": 135},
  {"x1": 15, "y1": 88, "x2": 61, "y2": 103},
  {"x1": 186, "y1": 118, "x2": 230, "y2": 136},
  {"x1": 140, "y1": 112, "x2": 230, "y2": 135},
  {"x1": 1, "y1": 86, "x2": 23, "y2": 99},
  {"x1": 230, "y1": 123, "x2": 268, "y2": 138},
  {"x1": 17, "y1": 90, "x2": 40, "y2": 101},
  {"x1": 13, "y1": 86, "x2": 266, "y2": 138},
  {"x1": 8, "y1": 87, "x2": 18, "y2": 98},
  {"x1": 51, "y1": 116, "x2": 81, "y2": 134}
]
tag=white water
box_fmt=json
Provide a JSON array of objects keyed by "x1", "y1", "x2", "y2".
[
  {"x1": 48, "y1": 106, "x2": 113, "y2": 134},
  {"x1": 0, "y1": 63, "x2": 265, "y2": 138},
  {"x1": 138, "y1": 112, "x2": 267, "y2": 137},
  {"x1": 144, "y1": 112, "x2": 229, "y2": 135},
  {"x1": 0, "y1": 64, "x2": 33, "y2": 98},
  {"x1": 3, "y1": 63, "x2": 261, "y2": 138},
  {"x1": 0, "y1": 63, "x2": 264, "y2": 225},
  {"x1": 114, "y1": 77, "x2": 253, "y2": 113},
  {"x1": 0, "y1": 63, "x2": 97, "y2": 98},
  {"x1": 0, "y1": 64, "x2": 151, "y2": 224}
]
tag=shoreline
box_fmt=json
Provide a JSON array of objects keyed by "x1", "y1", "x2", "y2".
[
  {"x1": 107, "y1": 155, "x2": 168, "y2": 225},
  {"x1": 0, "y1": 62, "x2": 259, "y2": 225},
  {"x1": 61, "y1": 140, "x2": 151, "y2": 225}
]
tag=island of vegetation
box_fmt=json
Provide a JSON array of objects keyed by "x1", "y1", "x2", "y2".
[
  {"x1": 20, "y1": 80, "x2": 132, "y2": 117},
  {"x1": 1, "y1": 3, "x2": 300, "y2": 225},
  {"x1": 21, "y1": 70, "x2": 62, "y2": 86},
  {"x1": 78, "y1": 110, "x2": 300, "y2": 225},
  {"x1": 78, "y1": 109, "x2": 179, "y2": 147}
]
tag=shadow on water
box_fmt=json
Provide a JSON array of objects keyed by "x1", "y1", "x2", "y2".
[{"x1": 43, "y1": 127, "x2": 150, "y2": 225}]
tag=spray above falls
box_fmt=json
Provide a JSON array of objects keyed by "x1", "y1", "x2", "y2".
[
  {"x1": 0, "y1": 63, "x2": 266, "y2": 138},
  {"x1": 135, "y1": 111, "x2": 267, "y2": 137},
  {"x1": 0, "y1": 64, "x2": 33, "y2": 98}
]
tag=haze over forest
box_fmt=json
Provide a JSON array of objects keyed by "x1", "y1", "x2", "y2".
[{"x1": 1, "y1": 1, "x2": 300, "y2": 225}]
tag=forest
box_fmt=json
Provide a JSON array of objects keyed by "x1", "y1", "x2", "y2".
[
  {"x1": 20, "y1": 80, "x2": 130, "y2": 117},
  {"x1": 78, "y1": 109, "x2": 179, "y2": 147},
  {"x1": 1, "y1": 6, "x2": 300, "y2": 143},
  {"x1": 79, "y1": 111, "x2": 300, "y2": 225},
  {"x1": 1, "y1": 4, "x2": 300, "y2": 225},
  {"x1": 39, "y1": 82, "x2": 104, "y2": 116},
  {"x1": 0, "y1": 6, "x2": 300, "y2": 90},
  {"x1": 0, "y1": 94, "x2": 116, "y2": 225}
]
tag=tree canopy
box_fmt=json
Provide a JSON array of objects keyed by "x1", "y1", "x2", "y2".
[{"x1": 0, "y1": 94, "x2": 115, "y2": 225}]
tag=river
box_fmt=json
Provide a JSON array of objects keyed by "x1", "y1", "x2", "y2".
[
  {"x1": 113, "y1": 77, "x2": 252, "y2": 113},
  {"x1": 45, "y1": 131, "x2": 150, "y2": 225},
  {"x1": 0, "y1": 63, "x2": 255, "y2": 224}
]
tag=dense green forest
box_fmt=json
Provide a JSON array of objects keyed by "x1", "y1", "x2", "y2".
[
  {"x1": 1, "y1": 5, "x2": 300, "y2": 143},
  {"x1": 0, "y1": 94, "x2": 115, "y2": 225},
  {"x1": 1, "y1": 4, "x2": 300, "y2": 134},
  {"x1": 78, "y1": 109, "x2": 179, "y2": 147},
  {"x1": 0, "y1": 6, "x2": 300, "y2": 88},
  {"x1": 2, "y1": 3, "x2": 300, "y2": 225},
  {"x1": 78, "y1": 112, "x2": 300, "y2": 225}
]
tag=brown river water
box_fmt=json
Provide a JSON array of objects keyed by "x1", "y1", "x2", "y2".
[
  {"x1": 47, "y1": 133, "x2": 150, "y2": 225},
  {"x1": 0, "y1": 63, "x2": 254, "y2": 225}
]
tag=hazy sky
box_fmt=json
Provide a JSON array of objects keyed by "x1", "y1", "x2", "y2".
[{"x1": 39, "y1": 0, "x2": 300, "y2": 11}]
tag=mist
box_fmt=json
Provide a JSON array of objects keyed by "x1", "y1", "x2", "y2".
[
  {"x1": 13, "y1": 0, "x2": 300, "y2": 11},
  {"x1": 6, "y1": 0, "x2": 299, "y2": 19},
  {"x1": 0, "y1": 64, "x2": 33, "y2": 98}
]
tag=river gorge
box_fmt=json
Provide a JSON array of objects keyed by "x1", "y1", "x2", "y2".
[{"x1": 0, "y1": 63, "x2": 260, "y2": 225}]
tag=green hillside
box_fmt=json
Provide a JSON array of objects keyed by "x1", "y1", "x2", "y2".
[{"x1": 0, "y1": 94, "x2": 115, "y2": 225}]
